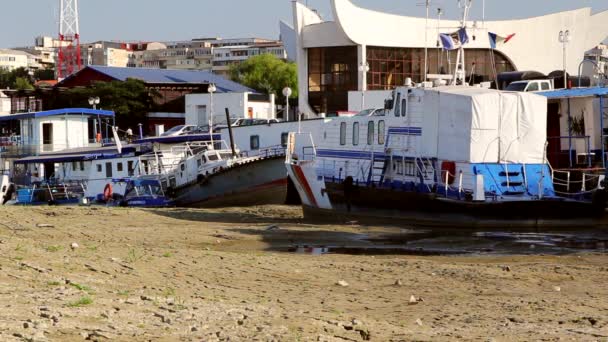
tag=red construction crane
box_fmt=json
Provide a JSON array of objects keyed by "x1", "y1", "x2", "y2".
[{"x1": 58, "y1": 0, "x2": 81, "y2": 79}]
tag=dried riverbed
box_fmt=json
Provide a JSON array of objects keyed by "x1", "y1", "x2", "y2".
[{"x1": 0, "y1": 205, "x2": 607, "y2": 341}]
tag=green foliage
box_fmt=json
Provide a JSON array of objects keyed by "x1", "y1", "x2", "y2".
[
  {"x1": 61, "y1": 79, "x2": 158, "y2": 128},
  {"x1": 0, "y1": 67, "x2": 33, "y2": 89},
  {"x1": 0, "y1": 67, "x2": 55, "y2": 89},
  {"x1": 14, "y1": 77, "x2": 34, "y2": 90},
  {"x1": 45, "y1": 245, "x2": 63, "y2": 253},
  {"x1": 68, "y1": 296, "x2": 93, "y2": 307},
  {"x1": 229, "y1": 54, "x2": 297, "y2": 99},
  {"x1": 34, "y1": 68, "x2": 56, "y2": 81},
  {"x1": 69, "y1": 282, "x2": 94, "y2": 294}
]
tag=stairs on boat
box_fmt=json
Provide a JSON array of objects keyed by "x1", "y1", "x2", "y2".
[
  {"x1": 367, "y1": 156, "x2": 386, "y2": 186},
  {"x1": 498, "y1": 164, "x2": 527, "y2": 195}
]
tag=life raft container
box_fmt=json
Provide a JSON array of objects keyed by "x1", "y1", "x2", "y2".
[
  {"x1": 103, "y1": 183, "x2": 113, "y2": 201},
  {"x1": 441, "y1": 161, "x2": 456, "y2": 185}
]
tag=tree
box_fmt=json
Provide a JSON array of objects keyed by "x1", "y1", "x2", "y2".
[
  {"x1": 0, "y1": 67, "x2": 33, "y2": 89},
  {"x1": 51, "y1": 79, "x2": 159, "y2": 129},
  {"x1": 229, "y1": 54, "x2": 298, "y2": 99},
  {"x1": 14, "y1": 77, "x2": 34, "y2": 90},
  {"x1": 34, "y1": 68, "x2": 56, "y2": 81}
]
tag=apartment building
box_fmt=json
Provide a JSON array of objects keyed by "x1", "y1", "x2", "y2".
[
  {"x1": 212, "y1": 42, "x2": 287, "y2": 76},
  {"x1": 0, "y1": 49, "x2": 34, "y2": 71}
]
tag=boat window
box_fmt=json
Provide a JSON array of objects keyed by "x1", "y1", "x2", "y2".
[
  {"x1": 220, "y1": 152, "x2": 233, "y2": 160},
  {"x1": 72, "y1": 161, "x2": 77, "y2": 171},
  {"x1": 281, "y1": 132, "x2": 289, "y2": 147},
  {"x1": 105, "y1": 162, "x2": 112, "y2": 178},
  {"x1": 97, "y1": 164, "x2": 102, "y2": 173},
  {"x1": 197, "y1": 159, "x2": 202, "y2": 168},
  {"x1": 541, "y1": 82, "x2": 551, "y2": 91},
  {"x1": 117, "y1": 163, "x2": 123, "y2": 172},
  {"x1": 527, "y1": 82, "x2": 539, "y2": 92},
  {"x1": 128, "y1": 161, "x2": 134, "y2": 176},
  {"x1": 353, "y1": 122, "x2": 359, "y2": 146},
  {"x1": 394, "y1": 93, "x2": 401, "y2": 117},
  {"x1": 207, "y1": 153, "x2": 219, "y2": 161},
  {"x1": 339, "y1": 122, "x2": 347, "y2": 145},
  {"x1": 367, "y1": 121, "x2": 374, "y2": 145},
  {"x1": 250, "y1": 135, "x2": 260, "y2": 150},
  {"x1": 79, "y1": 161, "x2": 85, "y2": 171},
  {"x1": 378, "y1": 120, "x2": 385, "y2": 145},
  {"x1": 401, "y1": 98, "x2": 407, "y2": 117}
]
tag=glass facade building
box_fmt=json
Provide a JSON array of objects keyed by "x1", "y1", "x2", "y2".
[{"x1": 307, "y1": 46, "x2": 516, "y2": 113}]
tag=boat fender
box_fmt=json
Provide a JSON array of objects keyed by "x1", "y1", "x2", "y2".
[
  {"x1": 441, "y1": 161, "x2": 456, "y2": 185},
  {"x1": 103, "y1": 183, "x2": 113, "y2": 202}
]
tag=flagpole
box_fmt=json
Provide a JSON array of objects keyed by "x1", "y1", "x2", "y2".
[
  {"x1": 424, "y1": 0, "x2": 430, "y2": 82},
  {"x1": 482, "y1": 0, "x2": 486, "y2": 28}
]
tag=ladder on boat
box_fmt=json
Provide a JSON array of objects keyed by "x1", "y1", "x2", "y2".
[
  {"x1": 499, "y1": 164, "x2": 527, "y2": 195},
  {"x1": 367, "y1": 153, "x2": 387, "y2": 187}
]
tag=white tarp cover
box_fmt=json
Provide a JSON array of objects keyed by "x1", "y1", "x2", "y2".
[{"x1": 431, "y1": 86, "x2": 547, "y2": 163}]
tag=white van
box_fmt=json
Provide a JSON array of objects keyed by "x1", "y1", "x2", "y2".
[{"x1": 505, "y1": 80, "x2": 553, "y2": 92}]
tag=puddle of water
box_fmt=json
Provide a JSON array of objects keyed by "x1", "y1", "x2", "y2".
[
  {"x1": 283, "y1": 231, "x2": 608, "y2": 256},
  {"x1": 289, "y1": 245, "x2": 467, "y2": 256}
]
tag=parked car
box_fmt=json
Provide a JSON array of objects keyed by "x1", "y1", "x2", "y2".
[
  {"x1": 231, "y1": 118, "x2": 281, "y2": 127},
  {"x1": 505, "y1": 79, "x2": 553, "y2": 92},
  {"x1": 160, "y1": 125, "x2": 198, "y2": 137},
  {"x1": 355, "y1": 108, "x2": 388, "y2": 117}
]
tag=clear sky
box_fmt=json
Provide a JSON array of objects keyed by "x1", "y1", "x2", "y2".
[{"x1": 1, "y1": 0, "x2": 607, "y2": 48}]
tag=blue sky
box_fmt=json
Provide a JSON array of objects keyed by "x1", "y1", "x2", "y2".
[{"x1": 2, "y1": 0, "x2": 607, "y2": 47}]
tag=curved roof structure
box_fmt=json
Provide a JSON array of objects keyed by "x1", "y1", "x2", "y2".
[{"x1": 298, "y1": 0, "x2": 608, "y2": 74}]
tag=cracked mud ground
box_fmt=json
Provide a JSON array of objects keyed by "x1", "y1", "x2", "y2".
[{"x1": 0, "y1": 206, "x2": 607, "y2": 341}]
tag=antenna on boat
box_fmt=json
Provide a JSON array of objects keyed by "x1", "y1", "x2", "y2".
[
  {"x1": 452, "y1": 0, "x2": 473, "y2": 85},
  {"x1": 417, "y1": 0, "x2": 432, "y2": 82},
  {"x1": 208, "y1": 83, "x2": 217, "y2": 150},
  {"x1": 436, "y1": 7, "x2": 443, "y2": 75}
]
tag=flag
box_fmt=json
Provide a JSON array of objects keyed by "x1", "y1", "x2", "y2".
[
  {"x1": 488, "y1": 32, "x2": 516, "y2": 49},
  {"x1": 439, "y1": 28, "x2": 470, "y2": 50}
]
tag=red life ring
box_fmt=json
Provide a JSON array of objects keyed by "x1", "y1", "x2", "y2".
[
  {"x1": 103, "y1": 183, "x2": 113, "y2": 201},
  {"x1": 441, "y1": 161, "x2": 456, "y2": 185}
]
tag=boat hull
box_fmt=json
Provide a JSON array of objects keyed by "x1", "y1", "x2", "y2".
[
  {"x1": 173, "y1": 156, "x2": 288, "y2": 208},
  {"x1": 300, "y1": 182, "x2": 608, "y2": 230}
]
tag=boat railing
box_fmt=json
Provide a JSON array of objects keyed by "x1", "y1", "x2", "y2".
[
  {"x1": 240, "y1": 145, "x2": 286, "y2": 159},
  {"x1": 440, "y1": 168, "x2": 464, "y2": 197},
  {"x1": 581, "y1": 173, "x2": 605, "y2": 192},
  {"x1": 414, "y1": 156, "x2": 435, "y2": 193},
  {"x1": 286, "y1": 132, "x2": 317, "y2": 162}
]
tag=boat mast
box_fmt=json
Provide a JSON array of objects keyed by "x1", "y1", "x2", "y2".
[{"x1": 452, "y1": 0, "x2": 473, "y2": 85}]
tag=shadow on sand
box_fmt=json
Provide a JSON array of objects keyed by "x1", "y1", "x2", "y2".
[{"x1": 147, "y1": 207, "x2": 608, "y2": 256}]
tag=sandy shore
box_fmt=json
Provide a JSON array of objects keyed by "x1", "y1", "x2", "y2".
[{"x1": 0, "y1": 205, "x2": 607, "y2": 341}]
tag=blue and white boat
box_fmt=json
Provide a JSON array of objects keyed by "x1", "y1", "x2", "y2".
[
  {"x1": 113, "y1": 178, "x2": 174, "y2": 207},
  {"x1": 286, "y1": 84, "x2": 608, "y2": 229}
]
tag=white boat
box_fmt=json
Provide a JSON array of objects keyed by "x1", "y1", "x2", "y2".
[
  {"x1": 285, "y1": 84, "x2": 608, "y2": 229},
  {"x1": 134, "y1": 141, "x2": 288, "y2": 207}
]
